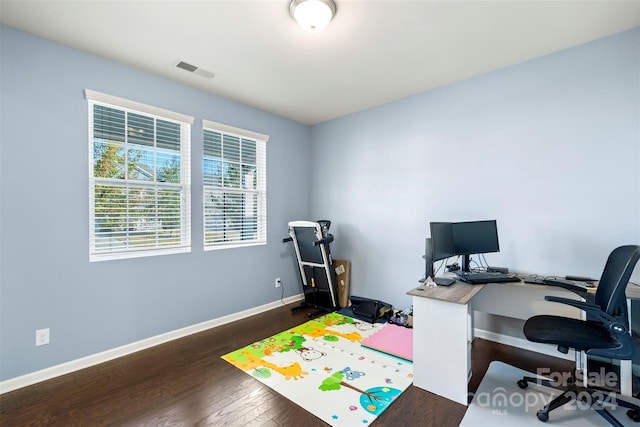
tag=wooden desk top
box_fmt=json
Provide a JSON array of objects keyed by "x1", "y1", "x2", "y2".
[
  {"x1": 407, "y1": 279, "x2": 640, "y2": 304},
  {"x1": 407, "y1": 281, "x2": 484, "y2": 305},
  {"x1": 626, "y1": 284, "x2": 640, "y2": 300}
]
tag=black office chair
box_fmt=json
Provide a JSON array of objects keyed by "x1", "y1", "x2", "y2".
[{"x1": 517, "y1": 245, "x2": 640, "y2": 426}]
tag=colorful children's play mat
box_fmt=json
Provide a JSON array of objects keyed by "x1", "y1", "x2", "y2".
[{"x1": 222, "y1": 312, "x2": 414, "y2": 426}]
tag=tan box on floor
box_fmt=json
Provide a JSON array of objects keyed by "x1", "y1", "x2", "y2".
[{"x1": 334, "y1": 259, "x2": 351, "y2": 308}]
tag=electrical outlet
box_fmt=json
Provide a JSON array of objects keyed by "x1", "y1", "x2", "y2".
[
  {"x1": 275, "y1": 277, "x2": 281, "y2": 288},
  {"x1": 36, "y1": 328, "x2": 50, "y2": 346}
]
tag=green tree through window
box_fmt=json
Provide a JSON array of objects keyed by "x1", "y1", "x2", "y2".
[{"x1": 87, "y1": 91, "x2": 192, "y2": 261}]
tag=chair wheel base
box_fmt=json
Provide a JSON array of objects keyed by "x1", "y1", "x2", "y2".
[
  {"x1": 537, "y1": 409, "x2": 549, "y2": 422},
  {"x1": 628, "y1": 409, "x2": 640, "y2": 422}
]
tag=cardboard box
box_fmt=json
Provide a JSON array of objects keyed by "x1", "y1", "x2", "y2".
[{"x1": 334, "y1": 259, "x2": 351, "y2": 308}]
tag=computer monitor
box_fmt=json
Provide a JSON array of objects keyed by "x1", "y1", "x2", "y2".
[
  {"x1": 428, "y1": 220, "x2": 500, "y2": 272},
  {"x1": 451, "y1": 220, "x2": 499, "y2": 272},
  {"x1": 429, "y1": 222, "x2": 455, "y2": 262}
]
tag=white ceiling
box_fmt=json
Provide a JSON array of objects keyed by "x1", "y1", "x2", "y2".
[{"x1": 1, "y1": 0, "x2": 639, "y2": 125}]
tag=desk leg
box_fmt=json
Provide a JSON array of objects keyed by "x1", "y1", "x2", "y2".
[
  {"x1": 621, "y1": 360, "x2": 632, "y2": 396},
  {"x1": 413, "y1": 296, "x2": 471, "y2": 406},
  {"x1": 621, "y1": 298, "x2": 633, "y2": 396}
]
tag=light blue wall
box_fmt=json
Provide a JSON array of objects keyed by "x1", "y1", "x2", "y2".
[
  {"x1": 311, "y1": 28, "x2": 640, "y2": 309},
  {"x1": 2, "y1": 24, "x2": 639, "y2": 383},
  {"x1": 0, "y1": 26, "x2": 311, "y2": 381}
]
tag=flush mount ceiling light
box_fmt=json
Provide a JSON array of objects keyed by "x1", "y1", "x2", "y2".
[{"x1": 289, "y1": 0, "x2": 337, "y2": 33}]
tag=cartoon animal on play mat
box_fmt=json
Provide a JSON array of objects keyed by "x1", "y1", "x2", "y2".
[
  {"x1": 340, "y1": 366, "x2": 365, "y2": 380},
  {"x1": 224, "y1": 349, "x2": 309, "y2": 381},
  {"x1": 296, "y1": 347, "x2": 327, "y2": 362},
  {"x1": 353, "y1": 321, "x2": 375, "y2": 331}
]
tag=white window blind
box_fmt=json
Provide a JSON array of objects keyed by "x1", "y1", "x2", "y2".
[
  {"x1": 86, "y1": 90, "x2": 193, "y2": 261},
  {"x1": 202, "y1": 120, "x2": 268, "y2": 250}
]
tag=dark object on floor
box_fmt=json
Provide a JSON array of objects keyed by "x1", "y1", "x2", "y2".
[
  {"x1": 389, "y1": 308, "x2": 413, "y2": 327},
  {"x1": 348, "y1": 296, "x2": 392, "y2": 323}
]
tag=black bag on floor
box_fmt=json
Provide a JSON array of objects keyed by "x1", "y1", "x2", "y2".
[{"x1": 349, "y1": 296, "x2": 392, "y2": 323}]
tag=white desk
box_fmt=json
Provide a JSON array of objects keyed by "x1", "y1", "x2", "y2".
[{"x1": 408, "y1": 280, "x2": 640, "y2": 406}]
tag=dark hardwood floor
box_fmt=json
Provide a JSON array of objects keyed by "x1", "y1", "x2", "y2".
[{"x1": 0, "y1": 304, "x2": 573, "y2": 426}]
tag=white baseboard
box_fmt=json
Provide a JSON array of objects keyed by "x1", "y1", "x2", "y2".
[
  {"x1": 474, "y1": 328, "x2": 575, "y2": 361},
  {"x1": 0, "y1": 294, "x2": 304, "y2": 394}
]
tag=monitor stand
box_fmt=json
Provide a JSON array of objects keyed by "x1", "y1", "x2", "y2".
[{"x1": 460, "y1": 254, "x2": 471, "y2": 272}]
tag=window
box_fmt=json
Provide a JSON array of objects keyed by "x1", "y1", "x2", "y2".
[
  {"x1": 202, "y1": 120, "x2": 268, "y2": 249},
  {"x1": 86, "y1": 90, "x2": 193, "y2": 261}
]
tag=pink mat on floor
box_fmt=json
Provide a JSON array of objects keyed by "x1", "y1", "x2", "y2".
[{"x1": 360, "y1": 323, "x2": 413, "y2": 361}]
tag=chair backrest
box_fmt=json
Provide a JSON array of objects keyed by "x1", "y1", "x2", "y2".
[{"x1": 594, "y1": 245, "x2": 640, "y2": 324}]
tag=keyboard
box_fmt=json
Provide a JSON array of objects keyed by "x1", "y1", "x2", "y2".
[{"x1": 456, "y1": 271, "x2": 521, "y2": 285}]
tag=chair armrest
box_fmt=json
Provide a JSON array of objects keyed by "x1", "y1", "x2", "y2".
[
  {"x1": 545, "y1": 295, "x2": 635, "y2": 359},
  {"x1": 544, "y1": 295, "x2": 599, "y2": 312},
  {"x1": 544, "y1": 296, "x2": 619, "y2": 324},
  {"x1": 544, "y1": 295, "x2": 636, "y2": 360},
  {"x1": 545, "y1": 283, "x2": 594, "y2": 303}
]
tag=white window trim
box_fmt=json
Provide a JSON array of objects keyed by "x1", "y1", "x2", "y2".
[
  {"x1": 86, "y1": 90, "x2": 194, "y2": 262},
  {"x1": 202, "y1": 119, "x2": 268, "y2": 251},
  {"x1": 202, "y1": 119, "x2": 269, "y2": 143},
  {"x1": 85, "y1": 90, "x2": 195, "y2": 125}
]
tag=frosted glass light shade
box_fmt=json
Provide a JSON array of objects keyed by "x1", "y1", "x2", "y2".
[{"x1": 289, "y1": 0, "x2": 337, "y2": 33}]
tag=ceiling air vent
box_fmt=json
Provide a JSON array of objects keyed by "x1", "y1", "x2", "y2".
[{"x1": 175, "y1": 60, "x2": 215, "y2": 79}]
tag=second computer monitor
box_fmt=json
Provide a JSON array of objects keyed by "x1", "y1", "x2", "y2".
[{"x1": 429, "y1": 222, "x2": 455, "y2": 262}]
